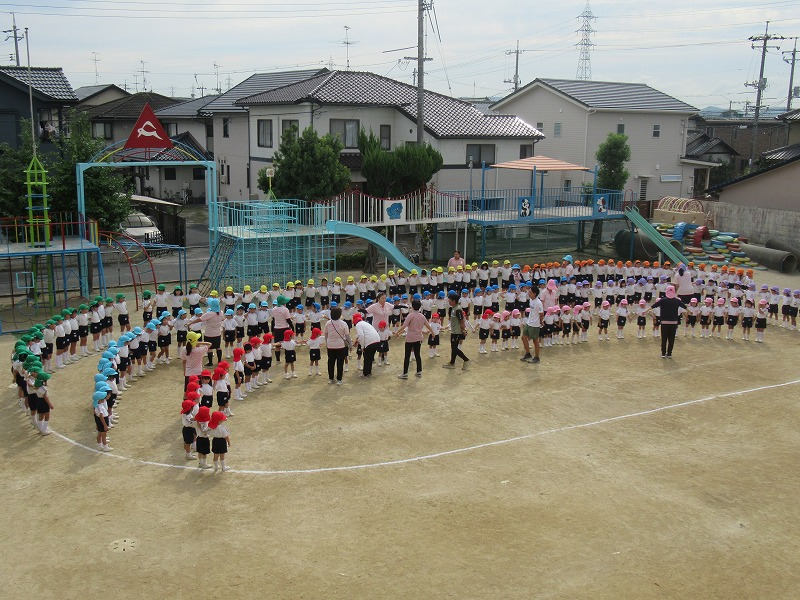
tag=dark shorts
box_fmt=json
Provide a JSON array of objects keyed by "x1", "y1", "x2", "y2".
[
  {"x1": 37, "y1": 397, "x2": 50, "y2": 414},
  {"x1": 309, "y1": 349, "x2": 321, "y2": 361},
  {"x1": 599, "y1": 319, "x2": 609, "y2": 329},
  {"x1": 236, "y1": 326, "x2": 245, "y2": 339},
  {"x1": 713, "y1": 316, "x2": 724, "y2": 326},
  {"x1": 295, "y1": 323, "x2": 306, "y2": 337},
  {"x1": 211, "y1": 437, "x2": 227, "y2": 455},
  {"x1": 727, "y1": 316, "x2": 739, "y2": 327},
  {"x1": 259, "y1": 356, "x2": 272, "y2": 370},
  {"x1": 247, "y1": 325, "x2": 260, "y2": 338},
  {"x1": 284, "y1": 350, "x2": 296, "y2": 364},
  {"x1": 78, "y1": 325, "x2": 89, "y2": 338},
  {"x1": 206, "y1": 336, "x2": 221, "y2": 350},
  {"x1": 182, "y1": 426, "x2": 196, "y2": 445},
  {"x1": 148, "y1": 340, "x2": 157, "y2": 352},
  {"x1": 742, "y1": 317, "x2": 754, "y2": 328},
  {"x1": 428, "y1": 334, "x2": 440, "y2": 346},
  {"x1": 617, "y1": 316, "x2": 627, "y2": 327},
  {"x1": 216, "y1": 392, "x2": 230, "y2": 407},
  {"x1": 177, "y1": 331, "x2": 187, "y2": 344},
  {"x1": 756, "y1": 318, "x2": 767, "y2": 329},
  {"x1": 118, "y1": 314, "x2": 130, "y2": 326},
  {"x1": 90, "y1": 323, "x2": 102, "y2": 335},
  {"x1": 94, "y1": 414, "x2": 109, "y2": 432},
  {"x1": 56, "y1": 337, "x2": 68, "y2": 350},
  {"x1": 195, "y1": 436, "x2": 210, "y2": 455},
  {"x1": 479, "y1": 329, "x2": 490, "y2": 340},
  {"x1": 224, "y1": 330, "x2": 236, "y2": 343},
  {"x1": 157, "y1": 335, "x2": 171, "y2": 348}
]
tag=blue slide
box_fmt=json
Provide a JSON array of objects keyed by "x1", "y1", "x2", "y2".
[{"x1": 325, "y1": 220, "x2": 418, "y2": 272}]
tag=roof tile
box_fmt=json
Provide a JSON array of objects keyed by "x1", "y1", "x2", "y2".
[
  {"x1": 202, "y1": 69, "x2": 329, "y2": 114},
  {"x1": 0, "y1": 66, "x2": 77, "y2": 102}
]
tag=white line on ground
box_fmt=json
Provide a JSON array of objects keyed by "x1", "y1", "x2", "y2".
[{"x1": 50, "y1": 378, "x2": 800, "y2": 476}]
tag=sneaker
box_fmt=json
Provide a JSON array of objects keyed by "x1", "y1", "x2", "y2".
[
  {"x1": 221, "y1": 465, "x2": 230, "y2": 472},
  {"x1": 328, "y1": 379, "x2": 336, "y2": 384},
  {"x1": 384, "y1": 360, "x2": 390, "y2": 365},
  {"x1": 397, "y1": 373, "x2": 408, "y2": 380},
  {"x1": 461, "y1": 360, "x2": 470, "y2": 371},
  {"x1": 415, "y1": 372, "x2": 423, "y2": 377},
  {"x1": 102, "y1": 445, "x2": 113, "y2": 452},
  {"x1": 186, "y1": 453, "x2": 197, "y2": 460},
  {"x1": 666, "y1": 355, "x2": 672, "y2": 359},
  {"x1": 661, "y1": 354, "x2": 667, "y2": 358},
  {"x1": 199, "y1": 463, "x2": 212, "y2": 469},
  {"x1": 442, "y1": 363, "x2": 456, "y2": 369},
  {"x1": 529, "y1": 356, "x2": 540, "y2": 363},
  {"x1": 520, "y1": 354, "x2": 532, "y2": 361},
  {"x1": 291, "y1": 373, "x2": 298, "y2": 378},
  {"x1": 336, "y1": 380, "x2": 343, "y2": 386}
]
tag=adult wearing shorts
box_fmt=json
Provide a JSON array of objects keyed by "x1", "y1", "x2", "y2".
[{"x1": 521, "y1": 287, "x2": 544, "y2": 363}]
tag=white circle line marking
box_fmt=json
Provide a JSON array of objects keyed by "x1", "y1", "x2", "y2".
[{"x1": 50, "y1": 378, "x2": 800, "y2": 475}]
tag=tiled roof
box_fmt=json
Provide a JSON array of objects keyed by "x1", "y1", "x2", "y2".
[
  {"x1": 685, "y1": 133, "x2": 737, "y2": 158},
  {"x1": 202, "y1": 69, "x2": 329, "y2": 114},
  {"x1": 74, "y1": 83, "x2": 130, "y2": 102},
  {"x1": 83, "y1": 92, "x2": 179, "y2": 120},
  {"x1": 237, "y1": 70, "x2": 544, "y2": 140},
  {"x1": 777, "y1": 108, "x2": 800, "y2": 122},
  {"x1": 155, "y1": 95, "x2": 218, "y2": 118},
  {"x1": 708, "y1": 152, "x2": 800, "y2": 192},
  {"x1": 494, "y1": 78, "x2": 697, "y2": 112},
  {"x1": 762, "y1": 143, "x2": 800, "y2": 162},
  {"x1": 0, "y1": 66, "x2": 77, "y2": 102},
  {"x1": 159, "y1": 131, "x2": 212, "y2": 161}
]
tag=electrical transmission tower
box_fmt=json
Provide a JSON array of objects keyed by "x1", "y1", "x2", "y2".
[{"x1": 576, "y1": 1, "x2": 596, "y2": 81}]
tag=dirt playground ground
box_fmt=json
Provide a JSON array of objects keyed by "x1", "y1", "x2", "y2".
[{"x1": 3, "y1": 272, "x2": 800, "y2": 599}]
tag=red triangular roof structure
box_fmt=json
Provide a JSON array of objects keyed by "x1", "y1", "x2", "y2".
[{"x1": 124, "y1": 103, "x2": 173, "y2": 150}]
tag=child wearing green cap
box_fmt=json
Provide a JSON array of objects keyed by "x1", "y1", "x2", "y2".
[
  {"x1": 114, "y1": 293, "x2": 131, "y2": 333},
  {"x1": 34, "y1": 372, "x2": 53, "y2": 435}
]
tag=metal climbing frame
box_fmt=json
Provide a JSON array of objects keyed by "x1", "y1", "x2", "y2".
[{"x1": 204, "y1": 199, "x2": 337, "y2": 290}]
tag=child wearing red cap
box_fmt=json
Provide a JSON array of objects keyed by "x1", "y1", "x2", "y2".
[
  {"x1": 258, "y1": 333, "x2": 274, "y2": 384},
  {"x1": 243, "y1": 341, "x2": 257, "y2": 393},
  {"x1": 180, "y1": 396, "x2": 198, "y2": 460},
  {"x1": 212, "y1": 368, "x2": 232, "y2": 417},
  {"x1": 209, "y1": 410, "x2": 231, "y2": 472},
  {"x1": 307, "y1": 327, "x2": 324, "y2": 376},
  {"x1": 279, "y1": 329, "x2": 302, "y2": 379},
  {"x1": 477, "y1": 309, "x2": 492, "y2": 354},
  {"x1": 250, "y1": 337, "x2": 263, "y2": 388},
  {"x1": 232, "y1": 348, "x2": 245, "y2": 400},
  {"x1": 198, "y1": 370, "x2": 213, "y2": 408},
  {"x1": 194, "y1": 405, "x2": 212, "y2": 469}
]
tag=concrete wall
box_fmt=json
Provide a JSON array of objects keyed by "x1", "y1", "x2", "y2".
[
  {"x1": 716, "y1": 160, "x2": 800, "y2": 212},
  {"x1": 706, "y1": 200, "x2": 800, "y2": 246}
]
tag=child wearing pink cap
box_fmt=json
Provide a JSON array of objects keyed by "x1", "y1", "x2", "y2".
[
  {"x1": 559, "y1": 305, "x2": 571, "y2": 345},
  {"x1": 580, "y1": 303, "x2": 592, "y2": 342},
  {"x1": 500, "y1": 311, "x2": 512, "y2": 351},
  {"x1": 755, "y1": 299, "x2": 768, "y2": 342},
  {"x1": 712, "y1": 298, "x2": 726, "y2": 338},
  {"x1": 509, "y1": 309, "x2": 522, "y2": 349},
  {"x1": 208, "y1": 410, "x2": 230, "y2": 472},
  {"x1": 597, "y1": 301, "x2": 611, "y2": 341},
  {"x1": 725, "y1": 297, "x2": 741, "y2": 340},
  {"x1": 489, "y1": 312, "x2": 502, "y2": 352},
  {"x1": 699, "y1": 297, "x2": 713, "y2": 338},
  {"x1": 741, "y1": 298, "x2": 755, "y2": 341},
  {"x1": 542, "y1": 307, "x2": 556, "y2": 348},
  {"x1": 685, "y1": 298, "x2": 700, "y2": 337},
  {"x1": 615, "y1": 299, "x2": 629, "y2": 339},
  {"x1": 636, "y1": 299, "x2": 648, "y2": 339}
]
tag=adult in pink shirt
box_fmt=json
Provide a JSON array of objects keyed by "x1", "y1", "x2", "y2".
[
  {"x1": 540, "y1": 279, "x2": 559, "y2": 311},
  {"x1": 394, "y1": 299, "x2": 433, "y2": 379},
  {"x1": 366, "y1": 292, "x2": 393, "y2": 324},
  {"x1": 180, "y1": 331, "x2": 211, "y2": 390},
  {"x1": 189, "y1": 299, "x2": 223, "y2": 367},
  {"x1": 447, "y1": 250, "x2": 465, "y2": 270}
]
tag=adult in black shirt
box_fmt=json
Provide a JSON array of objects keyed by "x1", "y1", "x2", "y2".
[{"x1": 649, "y1": 285, "x2": 687, "y2": 358}]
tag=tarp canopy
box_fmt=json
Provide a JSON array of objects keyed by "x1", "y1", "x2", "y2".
[{"x1": 490, "y1": 156, "x2": 591, "y2": 172}]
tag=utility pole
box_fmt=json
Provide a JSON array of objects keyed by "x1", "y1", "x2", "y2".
[
  {"x1": 746, "y1": 22, "x2": 785, "y2": 166},
  {"x1": 504, "y1": 40, "x2": 527, "y2": 92},
  {"x1": 783, "y1": 37, "x2": 798, "y2": 112},
  {"x1": 4, "y1": 13, "x2": 22, "y2": 66},
  {"x1": 576, "y1": 1, "x2": 596, "y2": 81},
  {"x1": 404, "y1": 0, "x2": 431, "y2": 144},
  {"x1": 91, "y1": 51, "x2": 100, "y2": 84}
]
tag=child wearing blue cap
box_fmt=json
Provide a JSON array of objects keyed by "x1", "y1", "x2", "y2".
[
  {"x1": 257, "y1": 301, "x2": 270, "y2": 334},
  {"x1": 156, "y1": 314, "x2": 174, "y2": 364},
  {"x1": 174, "y1": 310, "x2": 188, "y2": 352},
  {"x1": 293, "y1": 305, "x2": 306, "y2": 340},
  {"x1": 246, "y1": 303, "x2": 260, "y2": 339},
  {"x1": 93, "y1": 390, "x2": 112, "y2": 451},
  {"x1": 223, "y1": 308, "x2": 237, "y2": 358}
]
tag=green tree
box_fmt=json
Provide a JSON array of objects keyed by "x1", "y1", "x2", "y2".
[
  {"x1": 258, "y1": 125, "x2": 350, "y2": 201},
  {"x1": 595, "y1": 132, "x2": 631, "y2": 190},
  {"x1": 48, "y1": 112, "x2": 130, "y2": 230},
  {"x1": 707, "y1": 160, "x2": 738, "y2": 189},
  {"x1": 0, "y1": 126, "x2": 35, "y2": 217}
]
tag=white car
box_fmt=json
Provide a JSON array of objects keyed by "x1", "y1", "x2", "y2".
[{"x1": 121, "y1": 212, "x2": 163, "y2": 244}]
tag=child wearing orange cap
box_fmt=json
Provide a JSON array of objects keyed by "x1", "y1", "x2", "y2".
[
  {"x1": 208, "y1": 411, "x2": 231, "y2": 473},
  {"x1": 194, "y1": 405, "x2": 212, "y2": 469},
  {"x1": 307, "y1": 327, "x2": 324, "y2": 376},
  {"x1": 181, "y1": 396, "x2": 198, "y2": 460}
]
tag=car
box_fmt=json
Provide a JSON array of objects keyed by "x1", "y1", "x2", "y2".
[{"x1": 120, "y1": 211, "x2": 163, "y2": 244}]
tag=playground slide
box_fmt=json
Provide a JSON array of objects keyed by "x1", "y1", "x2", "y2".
[
  {"x1": 623, "y1": 207, "x2": 686, "y2": 265},
  {"x1": 325, "y1": 220, "x2": 418, "y2": 272}
]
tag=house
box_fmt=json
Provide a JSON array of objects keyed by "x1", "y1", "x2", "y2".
[
  {"x1": 761, "y1": 108, "x2": 800, "y2": 164},
  {"x1": 690, "y1": 114, "x2": 786, "y2": 172},
  {"x1": 201, "y1": 68, "x2": 329, "y2": 200},
  {"x1": 232, "y1": 70, "x2": 544, "y2": 199},
  {"x1": 491, "y1": 79, "x2": 712, "y2": 202},
  {"x1": 74, "y1": 84, "x2": 130, "y2": 108},
  {"x1": 683, "y1": 132, "x2": 738, "y2": 191},
  {"x1": 82, "y1": 91, "x2": 179, "y2": 144},
  {"x1": 0, "y1": 65, "x2": 77, "y2": 148}
]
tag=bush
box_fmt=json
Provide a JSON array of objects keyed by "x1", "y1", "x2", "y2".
[{"x1": 335, "y1": 250, "x2": 367, "y2": 269}]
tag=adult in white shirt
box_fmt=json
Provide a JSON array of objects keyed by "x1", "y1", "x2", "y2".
[
  {"x1": 521, "y1": 287, "x2": 544, "y2": 363},
  {"x1": 671, "y1": 263, "x2": 694, "y2": 304},
  {"x1": 353, "y1": 313, "x2": 381, "y2": 377}
]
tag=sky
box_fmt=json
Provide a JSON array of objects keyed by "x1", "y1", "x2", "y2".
[{"x1": 4, "y1": 0, "x2": 800, "y2": 112}]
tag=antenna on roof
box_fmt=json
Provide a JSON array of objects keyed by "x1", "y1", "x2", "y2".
[
  {"x1": 139, "y1": 60, "x2": 149, "y2": 92},
  {"x1": 213, "y1": 62, "x2": 222, "y2": 94},
  {"x1": 340, "y1": 26, "x2": 359, "y2": 70}
]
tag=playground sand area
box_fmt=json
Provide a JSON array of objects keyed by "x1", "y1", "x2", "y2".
[{"x1": 3, "y1": 270, "x2": 800, "y2": 599}]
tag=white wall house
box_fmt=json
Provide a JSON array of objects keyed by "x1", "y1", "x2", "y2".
[
  {"x1": 202, "y1": 69, "x2": 329, "y2": 200},
  {"x1": 491, "y1": 79, "x2": 714, "y2": 201},
  {"x1": 233, "y1": 70, "x2": 544, "y2": 199}
]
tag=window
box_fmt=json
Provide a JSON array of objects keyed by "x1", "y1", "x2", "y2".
[
  {"x1": 92, "y1": 122, "x2": 112, "y2": 139},
  {"x1": 206, "y1": 121, "x2": 214, "y2": 138},
  {"x1": 329, "y1": 119, "x2": 359, "y2": 148},
  {"x1": 617, "y1": 123, "x2": 625, "y2": 134},
  {"x1": 639, "y1": 178, "x2": 649, "y2": 202},
  {"x1": 536, "y1": 122, "x2": 544, "y2": 130},
  {"x1": 257, "y1": 119, "x2": 273, "y2": 147},
  {"x1": 564, "y1": 179, "x2": 572, "y2": 191},
  {"x1": 519, "y1": 144, "x2": 534, "y2": 159},
  {"x1": 652, "y1": 124, "x2": 661, "y2": 138},
  {"x1": 465, "y1": 144, "x2": 496, "y2": 165},
  {"x1": 193, "y1": 167, "x2": 206, "y2": 181},
  {"x1": 380, "y1": 125, "x2": 391, "y2": 151},
  {"x1": 281, "y1": 119, "x2": 299, "y2": 138},
  {"x1": 223, "y1": 118, "x2": 230, "y2": 138},
  {"x1": 164, "y1": 122, "x2": 178, "y2": 137},
  {"x1": 554, "y1": 122, "x2": 562, "y2": 138},
  {"x1": 164, "y1": 167, "x2": 177, "y2": 181}
]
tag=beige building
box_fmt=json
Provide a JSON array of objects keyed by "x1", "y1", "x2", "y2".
[{"x1": 491, "y1": 79, "x2": 715, "y2": 202}]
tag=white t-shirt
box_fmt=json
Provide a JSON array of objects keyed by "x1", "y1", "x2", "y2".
[{"x1": 525, "y1": 298, "x2": 544, "y2": 327}]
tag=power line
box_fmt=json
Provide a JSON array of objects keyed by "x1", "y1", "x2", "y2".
[
  {"x1": 2, "y1": 12, "x2": 21, "y2": 65},
  {"x1": 746, "y1": 21, "x2": 786, "y2": 165}
]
